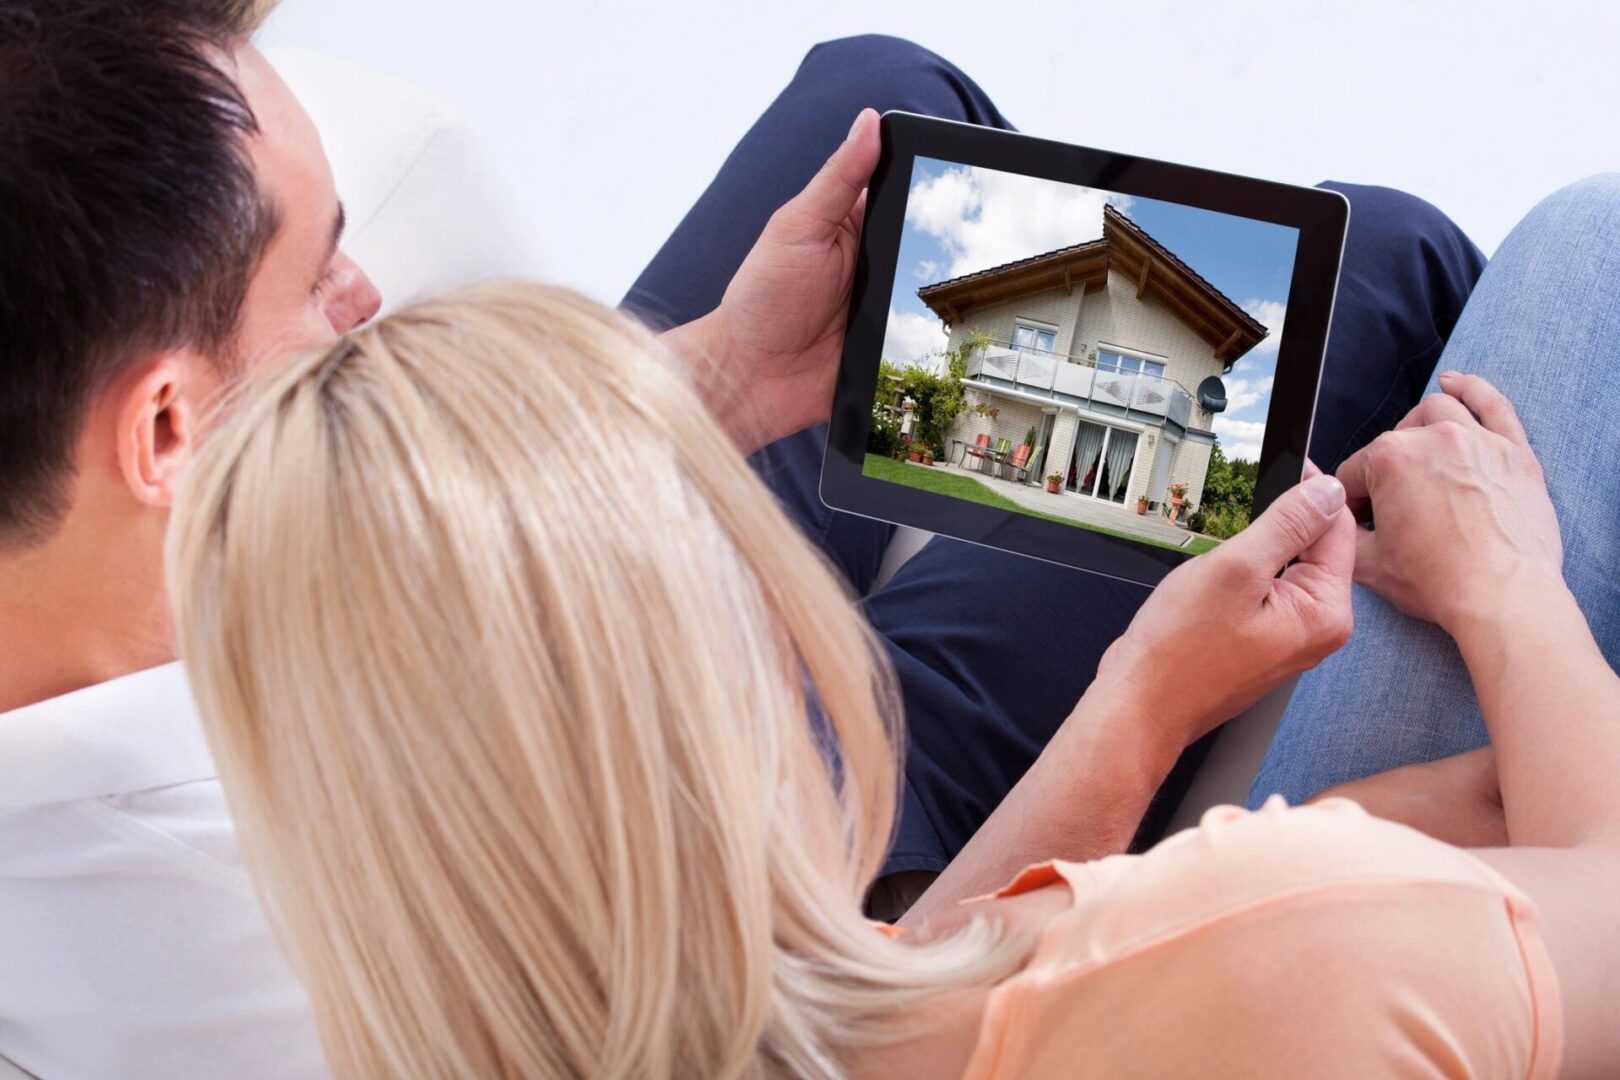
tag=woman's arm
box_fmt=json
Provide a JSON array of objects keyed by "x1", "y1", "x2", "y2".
[
  {"x1": 1461, "y1": 586, "x2": 1620, "y2": 1079},
  {"x1": 1459, "y1": 586, "x2": 1620, "y2": 1079},
  {"x1": 898, "y1": 681, "x2": 1179, "y2": 929},
  {"x1": 1310, "y1": 747, "x2": 1507, "y2": 848},
  {"x1": 902, "y1": 470, "x2": 1358, "y2": 927},
  {"x1": 1337, "y1": 373, "x2": 1620, "y2": 1076}
]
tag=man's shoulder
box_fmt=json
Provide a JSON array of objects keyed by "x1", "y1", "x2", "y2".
[
  {"x1": 0, "y1": 658, "x2": 255, "y2": 933},
  {"x1": 0, "y1": 774, "x2": 248, "y2": 888},
  {"x1": 0, "y1": 668, "x2": 326, "y2": 1078},
  {"x1": 0, "y1": 662, "x2": 218, "y2": 813}
]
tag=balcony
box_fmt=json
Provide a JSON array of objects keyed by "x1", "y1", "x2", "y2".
[{"x1": 962, "y1": 340, "x2": 1193, "y2": 432}]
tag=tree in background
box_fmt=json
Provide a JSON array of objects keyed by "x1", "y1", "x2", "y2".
[
  {"x1": 868, "y1": 331, "x2": 986, "y2": 458},
  {"x1": 1189, "y1": 440, "x2": 1257, "y2": 539}
]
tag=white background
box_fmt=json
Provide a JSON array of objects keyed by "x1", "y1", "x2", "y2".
[{"x1": 260, "y1": 0, "x2": 1620, "y2": 304}]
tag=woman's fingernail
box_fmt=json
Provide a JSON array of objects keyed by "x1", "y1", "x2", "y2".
[
  {"x1": 1303, "y1": 474, "x2": 1345, "y2": 516},
  {"x1": 1438, "y1": 370, "x2": 1461, "y2": 381},
  {"x1": 847, "y1": 110, "x2": 867, "y2": 141}
]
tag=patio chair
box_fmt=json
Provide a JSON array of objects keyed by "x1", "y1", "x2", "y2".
[
  {"x1": 1007, "y1": 443, "x2": 1044, "y2": 483},
  {"x1": 961, "y1": 432, "x2": 994, "y2": 469},
  {"x1": 989, "y1": 437, "x2": 1014, "y2": 477}
]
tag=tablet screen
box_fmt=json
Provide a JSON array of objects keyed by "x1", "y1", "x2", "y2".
[{"x1": 865, "y1": 156, "x2": 1299, "y2": 555}]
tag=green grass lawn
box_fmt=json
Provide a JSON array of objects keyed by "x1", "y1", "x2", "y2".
[{"x1": 864, "y1": 454, "x2": 1219, "y2": 556}]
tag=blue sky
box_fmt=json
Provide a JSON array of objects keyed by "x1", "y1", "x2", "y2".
[{"x1": 883, "y1": 158, "x2": 1300, "y2": 460}]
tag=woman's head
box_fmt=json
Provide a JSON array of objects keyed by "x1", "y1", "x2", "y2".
[{"x1": 168, "y1": 283, "x2": 1016, "y2": 1078}]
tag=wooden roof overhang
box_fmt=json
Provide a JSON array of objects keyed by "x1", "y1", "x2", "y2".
[
  {"x1": 1100, "y1": 205, "x2": 1269, "y2": 366},
  {"x1": 916, "y1": 239, "x2": 1109, "y2": 327},
  {"x1": 916, "y1": 205, "x2": 1270, "y2": 367}
]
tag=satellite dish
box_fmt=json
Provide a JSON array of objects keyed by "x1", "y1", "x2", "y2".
[{"x1": 1197, "y1": 375, "x2": 1228, "y2": 414}]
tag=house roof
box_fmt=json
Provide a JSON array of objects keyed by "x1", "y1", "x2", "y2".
[{"x1": 916, "y1": 204, "x2": 1270, "y2": 365}]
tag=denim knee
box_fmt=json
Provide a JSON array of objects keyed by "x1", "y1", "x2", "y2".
[{"x1": 1520, "y1": 173, "x2": 1620, "y2": 241}]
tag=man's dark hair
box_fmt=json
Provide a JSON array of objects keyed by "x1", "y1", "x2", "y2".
[{"x1": 0, "y1": 0, "x2": 278, "y2": 548}]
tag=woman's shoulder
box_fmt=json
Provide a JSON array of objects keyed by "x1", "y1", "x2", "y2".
[
  {"x1": 964, "y1": 799, "x2": 1561, "y2": 1079},
  {"x1": 1044, "y1": 795, "x2": 1522, "y2": 919}
]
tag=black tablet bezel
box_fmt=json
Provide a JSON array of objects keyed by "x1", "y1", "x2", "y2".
[{"x1": 821, "y1": 111, "x2": 1349, "y2": 587}]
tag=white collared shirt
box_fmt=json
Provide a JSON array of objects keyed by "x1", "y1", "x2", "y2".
[{"x1": 0, "y1": 663, "x2": 328, "y2": 1079}]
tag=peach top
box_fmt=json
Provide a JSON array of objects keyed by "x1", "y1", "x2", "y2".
[{"x1": 963, "y1": 798, "x2": 1561, "y2": 1079}]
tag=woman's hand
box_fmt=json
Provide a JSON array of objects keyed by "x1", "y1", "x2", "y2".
[
  {"x1": 916, "y1": 469, "x2": 1355, "y2": 913},
  {"x1": 1337, "y1": 372, "x2": 1563, "y2": 634},
  {"x1": 1092, "y1": 469, "x2": 1357, "y2": 757},
  {"x1": 663, "y1": 109, "x2": 880, "y2": 453}
]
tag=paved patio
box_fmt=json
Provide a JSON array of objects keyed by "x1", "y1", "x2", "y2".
[{"x1": 935, "y1": 460, "x2": 1203, "y2": 547}]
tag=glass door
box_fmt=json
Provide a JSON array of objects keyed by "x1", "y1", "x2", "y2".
[
  {"x1": 1096, "y1": 428, "x2": 1138, "y2": 504},
  {"x1": 1068, "y1": 420, "x2": 1106, "y2": 495},
  {"x1": 1066, "y1": 420, "x2": 1137, "y2": 504},
  {"x1": 1030, "y1": 413, "x2": 1056, "y2": 485}
]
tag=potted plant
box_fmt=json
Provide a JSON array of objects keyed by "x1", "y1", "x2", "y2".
[
  {"x1": 921, "y1": 447, "x2": 935, "y2": 466},
  {"x1": 1136, "y1": 495, "x2": 1149, "y2": 515},
  {"x1": 1167, "y1": 482, "x2": 1189, "y2": 525},
  {"x1": 907, "y1": 445, "x2": 923, "y2": 463},
  {"x1": 1044, "y1": 472, "x2": 1063, "y2": 494}
]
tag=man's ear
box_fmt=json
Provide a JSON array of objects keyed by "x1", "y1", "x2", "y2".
[{"x1": 113, "y1": 352, "x2": 212, "y2": 510}]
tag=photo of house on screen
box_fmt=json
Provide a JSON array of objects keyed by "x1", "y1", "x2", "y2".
[{"x1": 925, "y1": 204, "x2": 1267, "y2": 519}]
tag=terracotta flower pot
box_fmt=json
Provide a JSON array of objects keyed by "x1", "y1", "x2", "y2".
[
  {"x1": 908, "y1": 450, "x2": 922, "y2": 462},
  {"x1": 921, "y1": 453, "x2": 934, "y2": 466},
  {"x1": 1045, "y1": 479, "x2": 1060, "y2": 494},
  {"x1": 1136, "y1": 499, "x2": 1148, "y2": 515}
]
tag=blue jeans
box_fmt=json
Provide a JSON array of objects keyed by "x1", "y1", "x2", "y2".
[
  {"x1": 624, "y1": 36, "x2": 1486, "y2": 874},
  {"x1": 1251, "y1": 174, "x2": 1620, "y2": 805}
]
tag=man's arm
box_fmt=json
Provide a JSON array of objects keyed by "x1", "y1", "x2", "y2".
[{"x1": 658, "y1": 109, "x2": 879, "y2": 457}]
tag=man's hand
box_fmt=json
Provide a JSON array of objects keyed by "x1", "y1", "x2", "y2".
[
  {"x1": 1093, "y1": 469, "x2": 1358, "y2": 763},
  {"x1": 662, "y1": 109, "x2": 880, "y2": 453},
  {"x1": 1337, "y1": 372, "x2": 1563, "y2": 634}
]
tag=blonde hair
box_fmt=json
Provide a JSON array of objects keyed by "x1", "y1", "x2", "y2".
[{"x1": 168, "y1": 283, "x2": 1026, "y2": 1078}]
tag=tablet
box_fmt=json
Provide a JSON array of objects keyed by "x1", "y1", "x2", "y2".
[{"x1": 822, "y1": 112, "x2": 1349, "y2": 587}]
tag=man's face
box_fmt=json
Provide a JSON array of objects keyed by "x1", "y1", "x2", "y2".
[{"x1": 230, "y1": 45, "x2": 381, "y2": 367}]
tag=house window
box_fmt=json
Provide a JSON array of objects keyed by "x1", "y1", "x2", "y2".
[
  {"x1": 1097, "y1": 347, "x2": 1165, "y2": 380},
  {"x1": 1013, "y1": 321, "x2": 1057, "y2": 355}
]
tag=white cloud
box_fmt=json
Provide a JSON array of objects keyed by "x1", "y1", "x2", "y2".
[
  {"x1": 1222, "y1": 374, "x2": 1275, "y2": 415},
  {"x1": 1236, "y1": 299, "x2": 1287, "y2": 365},
  {"x1": 913, "y1": 259, "x2": 941, "y2": 281},
  {"x1": 881, "y1": 307, "x2": 949, "y2": 369},
  {"x1": 1212, "y1": 417, "x2": 1266, "y2": 463},
  {"x1": 906, "y1": 164, "x2": 1130, "y2": 278}
]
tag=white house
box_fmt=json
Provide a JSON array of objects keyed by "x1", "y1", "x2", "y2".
[{"x1": 921, "y1": 205, "x2": 1268, "y2": 514}]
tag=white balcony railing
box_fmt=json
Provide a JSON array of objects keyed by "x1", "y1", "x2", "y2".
[{"x1": 964, "y1": 341, "x2": 1193, "y2": 429}]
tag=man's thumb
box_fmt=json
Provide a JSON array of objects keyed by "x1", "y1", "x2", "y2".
[{"x1": 1226, "y1": 474, "x2": 1346, "y2": 572}]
